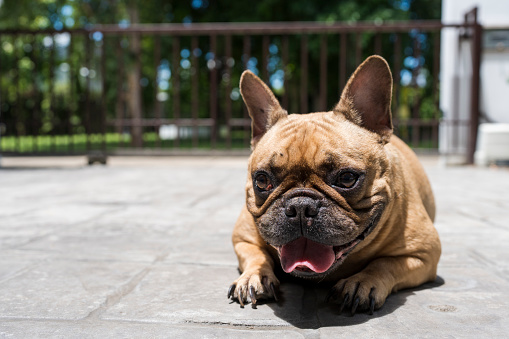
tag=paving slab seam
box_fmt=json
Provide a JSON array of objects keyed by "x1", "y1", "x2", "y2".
[
  {"x1": 177, "y1": 320, "x2": 322, "y2": 337},
  {"x1": 83, "y1": 244, "x2": 177, "y2": 321},
  {"x1": 83, "y1": 267, "x2": 152, "y2": 321},
  {"x1": 0, "y1": 259, "x2": 50, "y2": 285}
]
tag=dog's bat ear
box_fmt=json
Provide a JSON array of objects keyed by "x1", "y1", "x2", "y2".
[
  {"x1": 334, "y1": 55, "x2": 393, "y2": 143},
  {"x1": 240, "y1": 70, "x2": 287, "y2": 148}
]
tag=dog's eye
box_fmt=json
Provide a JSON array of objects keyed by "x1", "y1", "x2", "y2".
[
  {"x1": 254, "y1": 173, "x2": 273, "y2": 191},
  {"x1": 336, "y1": 172, "x2": 359, "y2": 188}
]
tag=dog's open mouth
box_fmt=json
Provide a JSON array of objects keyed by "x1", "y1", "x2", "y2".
[{"x1": 278, "y1": 220, "x2": 377, "y2": 275}]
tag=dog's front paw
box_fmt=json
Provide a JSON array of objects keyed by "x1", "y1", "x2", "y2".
[
  {"x1": 228, "y1": 269, "x2": 279, "y2": 308},
  {"x1": 325, "y1": 272, "x2": 390, "y2": 315}
]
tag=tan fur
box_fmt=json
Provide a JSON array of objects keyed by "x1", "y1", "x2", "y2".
[{"x1": 230, "y1": 56, "x2": 441, "y2": 313}]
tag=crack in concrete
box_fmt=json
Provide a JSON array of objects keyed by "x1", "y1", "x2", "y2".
[{"x1": 84, "y1": 245, "x2": 175, "y2": 321}]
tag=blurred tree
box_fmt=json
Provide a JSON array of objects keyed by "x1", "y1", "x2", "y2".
[{"x1": 0, "y1": 0, "x2": 441, "y2": 29}]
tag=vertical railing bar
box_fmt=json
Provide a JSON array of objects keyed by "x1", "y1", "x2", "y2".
[
  {"x1": 68, "y1": 33, "x2": 74, "y2": 153},
  {"x1": 412, "y1": 33, "x2": 421, "y2": 148},
  {"x1": 49, "y1": 34, "x2": 56, "y2": 153},
  {"x1": 0, "y1": 34, "x2": 2, "y2": 154},
  {"x1": 209, "y1": 34, "x2": 218, "y2": 149},
  {"x1": 84, "y1": 33, "x2": 91, "y2": 152},
  {"x1": 133, "y1": 32, "x2": 143, "y2": 148},
  {"x1": 172, "y1": 36, "x2": 181, "y2": 148},
  {"x1": 242, "y1": 35, "x2": 251, "y2": 146},
  {"x1": 14, "y1": 34, "x2": 20, "y2": 152},
  {"x1": 319, "y1": 34, "x2": 327, "y2": 111},
  {"x1": 300, "y1": 34, "x2": 308, "y2": 113},
  {"x1": 191, "y1": 36, "x2": 199, "y2": 148},
  {"x1": 101, "y1": 33, "x2": 107, "y2": 153},
  {"x1": 432, "y1": 31, "x2": 441, "y2": 148},
  {"x1": 340, "y1": 32, "x2": 347, "y2": 92},
  {"x1": 355, "y1": 32, "x2": 362, "y2": 66},
  {"x1": 32, "y1": 34, "x2": 39, "y2": 152},
  {"x1": 281, "y1": 35, "x2": 289, "y2": 110},
  {"x1": 24, "y1": 34, "x2": 33, "y2": 152},
  {"x1": 225, "y1": 35, "x2": 233, "y2": 149},
  {"x1": 452, "y1": 30, "x2": 461, "y2": 152},
  {"x1": 393, "y1": 33, "x2": 402, "y2": 134},
  {"x1": 116, "y1": 37, "x2": 124, "y2": 146},
  {"x1": 262, "y1": 35, "x2": 269, "y2": 83},
  {"x1": 154, "y1": 35, "x2": 161, "y2": 148}
]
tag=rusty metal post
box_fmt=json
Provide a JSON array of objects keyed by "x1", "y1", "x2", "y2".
[{"x1": 467, "y1": 8, "x2": 482, "y2": 164}]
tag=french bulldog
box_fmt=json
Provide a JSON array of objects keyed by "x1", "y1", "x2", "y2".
[{"x1": 228, "y1": 55, "x2": 441, "y2": 315}]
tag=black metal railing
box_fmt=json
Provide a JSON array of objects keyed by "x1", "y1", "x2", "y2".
[{"x1": 0, "y1": 13, "x2": 482, "y2": 160}]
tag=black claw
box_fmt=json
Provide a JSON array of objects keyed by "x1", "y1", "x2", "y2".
[
  {"x1": 227, "y1": 284, "x2": 236, "y2": 299},
  {"x1": 339, "y1": 293, "x2": 350, "y2": 314},
  {"x1": 238, "y1": 289, "x2": 245, "y2": 308},
  {"x1": 249, "y1": 286, "x2": 257, "y2": 306},
  {"x1": 351, "y1": 296, "x2": 360, "y2": 316},
  {"x1": 270, "y1": 282, "x2": 279, "y2": 302},
  {"x1": 369, "y1": 296, "x2": 375, "y2": 315},
  {"x1": 369, "y1": 288, "x2": 376, "y2": 315}
]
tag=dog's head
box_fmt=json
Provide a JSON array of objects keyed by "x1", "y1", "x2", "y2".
[{"x1": 240, "y1": 56, "x2": 395, "y2": 279}]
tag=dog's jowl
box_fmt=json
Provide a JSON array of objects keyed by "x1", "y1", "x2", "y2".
[{"x1": 228, "y1": 55, "x2": 441, "y2": 315}]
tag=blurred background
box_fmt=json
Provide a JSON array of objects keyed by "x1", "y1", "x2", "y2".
[{"x1": 0, "y1": 0, "x2": 507, "y2": 165}]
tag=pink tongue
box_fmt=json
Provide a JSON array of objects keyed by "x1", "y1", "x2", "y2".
[{"x1": 280, "y1": 237, "x2": 335, "y2": 273}]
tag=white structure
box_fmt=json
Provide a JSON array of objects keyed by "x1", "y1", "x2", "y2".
[
  {"x1": 440, "y1": 0, "x2": 509, "y2": 165},
  {"x1": 475, "y1": 123, "x2": 509, "y2": 165}
]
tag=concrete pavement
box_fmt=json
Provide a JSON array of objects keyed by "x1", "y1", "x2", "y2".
[{"x1": 0, "y1": 156, "x2": 508, "y2": 338}]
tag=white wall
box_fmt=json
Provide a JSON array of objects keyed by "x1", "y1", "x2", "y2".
[{"x1": 440, "y1": 0, "x2": 509, "y2": 165}]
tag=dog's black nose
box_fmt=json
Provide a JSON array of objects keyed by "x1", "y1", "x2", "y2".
[{"x1": 285, "y1": 196, "x2": 319, "y2": 220}]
